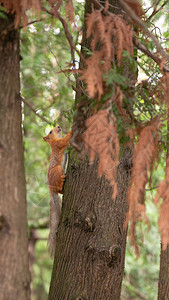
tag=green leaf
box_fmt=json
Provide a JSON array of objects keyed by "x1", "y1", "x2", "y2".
[
  {"x1": 0, "y1": 11, "x2": 8, "y2": 20},
  {"x1": 0, "y1": 6, "x2": 7, "y2": 12},
  {"x1": 82, "y1": 46, "x2": 93, "y2": 56}
]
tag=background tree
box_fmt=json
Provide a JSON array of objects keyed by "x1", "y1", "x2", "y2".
[{"x1": 0, "y1": 11, "x2": 30, "y2": 300}]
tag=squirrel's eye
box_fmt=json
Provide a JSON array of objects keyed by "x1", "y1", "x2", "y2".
[{"x1": 50, "y1": 130, "x2": 53, "y2": 134}]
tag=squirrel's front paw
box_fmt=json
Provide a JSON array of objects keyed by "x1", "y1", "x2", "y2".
[{"x1": 61, "y1": 174, "x2": 66, "y2": 181}]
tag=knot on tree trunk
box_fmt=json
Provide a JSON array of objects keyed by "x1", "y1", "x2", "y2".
[
  {"x1": 0, "y1": 213, "x2": 10, "y2": 233},
  {"x1": 85, "y1": 244, "x2": 121, "y2": 268},
  {"x1": 74, "y1": 210, "x2": 96, "y2": 232}
]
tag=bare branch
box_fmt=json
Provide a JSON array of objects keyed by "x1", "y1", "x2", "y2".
[
  {"x1": 19, "y1": 18, "x2": 44, "y2": 29},
  {"x1": 48, "y1": 45, "x2": 76, "y2": 83},
  {"x1": 145, "y1": 186, "x2": 158, "y2": 191},
  {"x1": 42, "y1": 6, "x2": 85, "y2": 64},
  {"x1": 133, "y1": 36, "x2": 169, "y2": 72},
  {"x1": 20, "y1": 96, "x2": 52, "y2": 125},
  {"x1": 148, "y1": 0, "x2": 168, "y2": 20},
  {"x1": 119, "y1": 0, "x2": 169, "y2": 62},
  {"x1": 123, "y1": 282, "x2": 150, "y2": 300},
  {"x1": 99, "y1": 0, "x2": 122, "y2": 11}
]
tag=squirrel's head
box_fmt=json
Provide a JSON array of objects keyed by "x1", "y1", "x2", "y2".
[{"x1": 43, "y1": 126, "x2": 62, "y2": 145}]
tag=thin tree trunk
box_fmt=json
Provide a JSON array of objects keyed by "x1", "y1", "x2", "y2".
[{"x1": 0, "y1": 14, "x2": 30, "y2": 300}]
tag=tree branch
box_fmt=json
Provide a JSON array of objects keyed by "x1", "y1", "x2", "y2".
[
  {"x1": 19, "y1": 18, "x2": 44, "y2": 29},
  {"x1": 48, "y1": 45, "x2": 75, "y2": 82},
  {"x1": 123, "y1": 282, "x2": 150, "y2": 300},
  {"x1": 91, "y1": 0, "x2": 104, "y2": 10},
  {"x1": 42, "y1": 6, "x2": 85, "y2": 64},
  {"x1": 148, "y1": 0, "x2": 168, "y2": 20},
  {"x1": 133, "y1": 36, "x2": 169, "y2": 72},
  {"x1": 145, "y1": 186, "x2": 158, "y2": 191},
  {"x1": 119, "y1": 0, "x2": 169, "y2": 62},
  {"x1": 20, "y1": 96, "x2": 52, "y2": 125},
  {"x1": 99, "y1": 0, "x2": 122, "y2": 11}
]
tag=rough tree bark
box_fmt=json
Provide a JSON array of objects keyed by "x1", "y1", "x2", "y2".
[
  {"x1": 158, "y1": 245, "x2": 169, "y2": 300},
  {"x1": 48, "y1": 1, "x2": 135, "y2": 299},
  {"x1": 0, "y1": 14, "x2": 30, "y2": 300},
  {"x1": 158, "y1": 125, "x2": 169, "y2": 300},
  {"x1": 49, "y1": 153, "x2": 132, "y2": 300}
]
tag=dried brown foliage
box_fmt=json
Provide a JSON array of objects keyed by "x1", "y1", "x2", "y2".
[
  {"x1": 124, "y1": 0, "x2": 145, "y2": 18},
  {"x1": 65, "y1": 0, "x2": 74, "y2": 23},
  {"x1": 81, "y1": 10, "x2": 133, "y2": 99},
  {"x1": 83, "y1": 110, "x2": 120, "y2": 198},
  {"x1": 127, "y1": 118, "x2": 160, "y2": 253},
  {"x1": 113, "y1": 85, "x2": 128, "y2": 119},
  {"x1": 1, "y1": 0, "x2": 41, "y2": 28},
  {"x1": 81, "y1": 51, "x2": 104, "y2": 99}
]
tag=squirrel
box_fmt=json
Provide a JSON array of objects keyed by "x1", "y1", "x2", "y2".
[{"x1": 43, "y1": 125, "x2": 72, "y2": 256}]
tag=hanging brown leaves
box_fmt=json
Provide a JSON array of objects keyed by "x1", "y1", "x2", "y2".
[
  {"x1": 127, "y1": 118, "x2": 160, "y2": 253},
  {"x1": 81, "y1": 51, "x2": 104, "y2": 99},
  {"x1": 124, "y1": 0, "x2": 145, "y2": 18},
  {"x1": 83, "y1": 110, "x2": 120, "y2": 198},
  {"x1": 86, "y1": 10, "x2": 133, "y2": 66},
  {"x1": 113, "y1": 16, "x2": 134, "y2": 66},
  {"x1": 86, "y1": 10, "x2": 112, "y2": 61},
  {"x1": 113, "y1": 85, "x2": 129, "y2": 119},
  {"x1": 1, "y1": 0, "x2": 42, "y2": 28},
  {"x1": 65, "y1": 0, "x2": 74, "y2": 23},
  {"x1": 82, "y1": 10, "x2": 133, "y2": 99}
]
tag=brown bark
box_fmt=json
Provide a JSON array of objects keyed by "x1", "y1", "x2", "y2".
[
  {"x1": 0, "y1": 14, "x2": 31, "y2": 300},
  {"x1": 49, "y1": 151, "x2": 132, "y2": 300},
  {"x1": 48, "y1": 1, "x2": 134, "y2": 299},
  {"x1": 158, "y1": 245, "x2": 169, "y2": 300},
  {"x1": 158, "y1": 116, "x2": 169, "y2": 300}
]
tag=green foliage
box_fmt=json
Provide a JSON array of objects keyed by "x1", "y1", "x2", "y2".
[
  {"x1": 104, "y1": 70, "x2": 129, "y2": 88},
  {"x1": 82, "y1": 46, "x2": 93, "y2": 56},
  {"x1": 122, "y1": 198, "x2": 160, "y2": 300},
  {"x1": 21, "y1": 10, "x2": 76, "y2": 222},
  {"x1": 32, "y1": 230, "x2": 53, "y2": 300},
  {"x1": 0, "y1": 6, "x2": 8, "y2": 20}
]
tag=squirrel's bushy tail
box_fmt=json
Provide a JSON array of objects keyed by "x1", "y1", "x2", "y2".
[{"x1": 48, "y1": 192, "x2": 61, "y2": 257}]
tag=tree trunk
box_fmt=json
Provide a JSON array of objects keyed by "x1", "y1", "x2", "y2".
[
  {"x1": 158, "y1": 119, "x2": 169, "y2": 300},
  {"x1": 0, "y1": 14, "x2": 30, "y2": 300},
  {"x1": 49, "y1": 150, "x2": 131, "y2": 300},
  {"x1": 158, "y1": 245, "x2": 169, "y2": 300},
  {"x1": 48, "y1": 1, "x2": 134, "y2": 299}
]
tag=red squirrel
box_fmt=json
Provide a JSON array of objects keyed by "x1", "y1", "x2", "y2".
[{"x1": 43, "y1": 125, "x2": 72, "y2": 256}]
